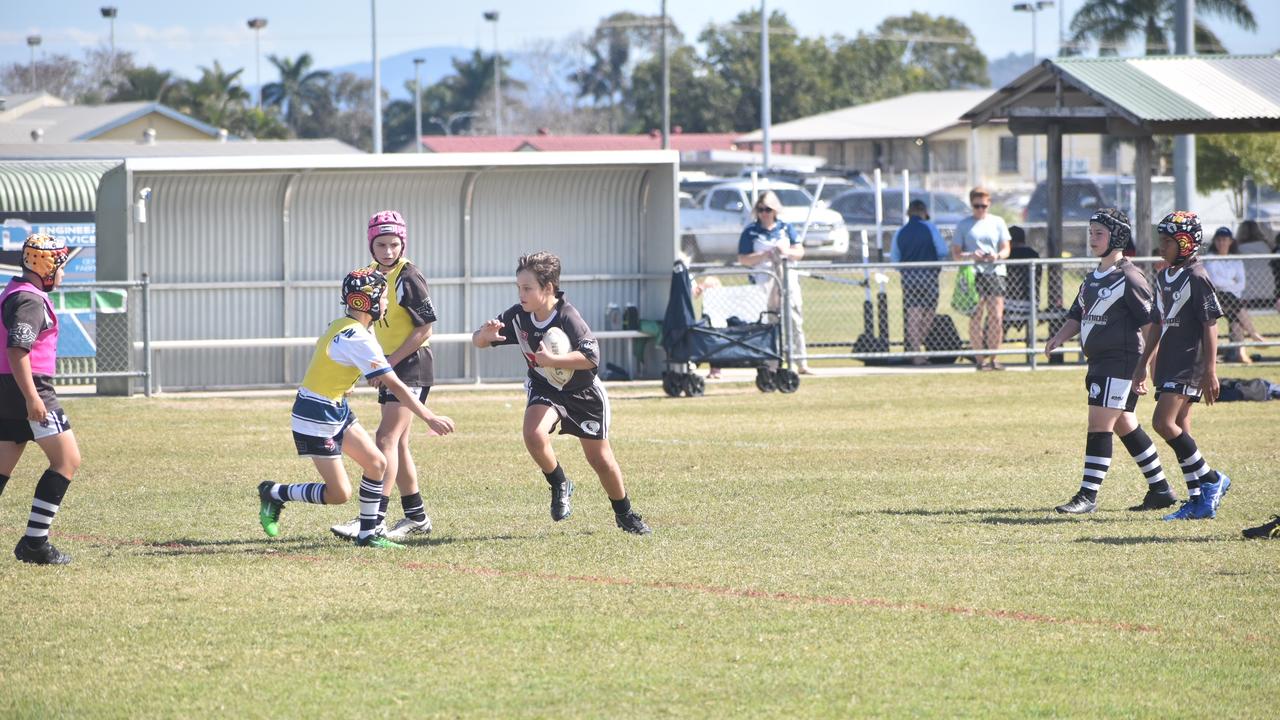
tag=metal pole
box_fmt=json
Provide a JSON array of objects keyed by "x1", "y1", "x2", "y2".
[
  {"x1": 660, "y1": 0, "x2": 670, "y2": 150},
  {"x1": 413, "y1": 58, "x2": 424, "y2": 153},
  {"x1": 1030, "y1": 11, "x2": 1039, "y2": 186},
  {"x1": 760, "y1": 0, "x2": 771, "y2": 173},
  {"x1": 254, "y1": 30, "x2": 261, "y2": 108},
  {"x1": 371, "y1": 0, "x2": 383, "y2": 154},
  {"x1": 486, "y1": 13, "x2": 502, "y2": 135},
  {"x1": 1173, "y1": 0, "x2": 1196, "y2": 209},
  {"x1": 1028, "y1": 259, "x2": 1039, "y2": 369},
  {"x1": 142, "y1": 273, "x2": 153, "y2": 397}
]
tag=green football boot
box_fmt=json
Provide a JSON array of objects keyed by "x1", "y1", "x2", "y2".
[
  {"x1": 353, "y1": 533, "x2": 405, "y2": 549},
  {"x1": 257, "y1": 481, "x2": 284, "y2": 538}
]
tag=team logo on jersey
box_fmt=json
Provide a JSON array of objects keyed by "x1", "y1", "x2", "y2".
[
  {"x1": 8, "y1": 323, "x2": 36, "y2": 345},
  {"x1": 1089, "y1": 383, "x2": 1101, "y2": 399},
  {"x1": 1097, "y1": 286, "x2": 1112, "y2": 299},
  {"x1": 1163, "y1": 382, "x2": 1178, "y2": 389},
  {"x1": 579, "y1": 420, "x2": 602, "y2": 436}
]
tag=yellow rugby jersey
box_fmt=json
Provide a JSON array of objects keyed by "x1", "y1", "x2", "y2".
[
  {"x1": 371, "y1": 259, "x2": 430, "y2": 353},
  {"x1": 300, "y1": 316, "x2": 393, "y2": 401}
]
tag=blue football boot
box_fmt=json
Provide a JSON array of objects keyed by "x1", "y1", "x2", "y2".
[
  {"x1": 1163, "y1": 494, "x2": 1215, "y2": 521},
  {"x1": 1200, "y1": 473, "x2": 1231, "y2": 511}
]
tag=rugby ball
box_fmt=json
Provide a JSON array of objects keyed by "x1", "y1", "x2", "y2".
[{"x1": 539, "y1": 327, "x2": 575, "y2": 385}]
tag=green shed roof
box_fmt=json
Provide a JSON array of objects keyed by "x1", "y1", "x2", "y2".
[{"x1": 0, "y1": 160, "x2": 119, "y2": 213}]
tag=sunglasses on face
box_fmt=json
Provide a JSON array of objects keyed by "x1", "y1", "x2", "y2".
[
  {"x1": 756, "y1": 206, "x2": 775, "y2": 213},
  {"x1": 972, "y1": 204, "x2": 989, "y2": 209}
]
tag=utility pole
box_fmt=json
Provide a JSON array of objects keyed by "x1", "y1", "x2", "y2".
[
  {"x1": 1173, "y1": 0, "x2": 1196, "y2": 209},
  {"x1": 27, "y1": 35, "x2": 41, "y2": 90},
  {"x1": 760, "y1": 1, "x2": 771, "y2": 173},
  {"x1": 484, "y1": 11, "x2": 502, "y2": 135},
  {"x1": 371, "y1": 0, "x2": 382, "y2": 154},
  {"x1": 413, "y1": 58, "x2": 424, "y2": 153},
  {"x1": 247, "y1": 18, "x2": 267, "y2": 108},
  {"x1": 660, "y1": 0, "x2": 670, "y2": 150}
]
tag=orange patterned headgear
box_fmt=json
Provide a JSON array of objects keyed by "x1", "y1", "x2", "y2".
[
  {"x1": 341, "y1": 267, "x2": 387, "y2": 320},
  {"x1": 1156, "y1": 211, "x2": 1203, "y2": 266}
]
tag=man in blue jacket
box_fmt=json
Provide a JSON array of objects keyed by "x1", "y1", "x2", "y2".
[{"x1": 892, "y1": 200, "x2": 949, "y2": 365}]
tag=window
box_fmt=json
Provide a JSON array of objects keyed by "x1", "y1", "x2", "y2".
[
  {"x1": 932, "y1": 141, "x2": 965, "y2": 172},
  {"x1": 1101, "y1": 136, "x2": 1121, "y2": 171},
  {"x1": 999, "y1": 136, "x2": 1019, "y2": 173},
  {"x1": 709, "y1": 190, "x2": 744, "y2": 212}
]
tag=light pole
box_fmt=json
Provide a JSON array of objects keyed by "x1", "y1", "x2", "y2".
[
  {"x1": 247, "y1": 17, "x2": 267, "y2": 108},
  {"x1": 100, "y1": 7, "x2": 117, "y2": 71},
  {"x1": 371, "y1": 0, "x2": 382, "y2": 153},
  {"x1": 660, "y1": 0, "x2": 669, "y2": 150},
  {"x1": 1013, "y1": 1, "x2": 1053, "y2": 184},
  {"x1": 413, "y1": 58, "x2": 424, "y2": 153},
  {"x1": 26, "y1": 35, "x2": 41, "y2": 91},
  {"x1": 760, "y1": 0, "x2": 771, "y2": 173},
  {"x1": 483, "y1": 11, "x2": 501, "y2": 135}
]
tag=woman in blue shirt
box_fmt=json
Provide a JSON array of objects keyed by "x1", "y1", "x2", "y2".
[{"x1": 737, "y1": 190, "x2": 811, "y2": 374}]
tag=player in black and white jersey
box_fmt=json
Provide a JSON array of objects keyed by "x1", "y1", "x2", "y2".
[
  {"x1": 1046, "y1": 209, "x2": 1174, "y2": 514},
  {"x1": 1135, "y1": 211, "x2": 1232, "y2": 521},
  {"x1": 472, "y1": 251, "x2": 651, "y2": 535}
]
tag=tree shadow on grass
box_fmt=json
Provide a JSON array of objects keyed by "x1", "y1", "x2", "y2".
[
  {"x1": 1074, "y1": 535, "x2": 1226, "y2": 546},
  {"x1": 979, "y1": 516, "x2": 1084, "y2": 526},
  {"x1": 859, "y1": 507, "x2": 1042, "y2": 518},
  {"x1": 134, "y1": 536, "x2": 338, "y2": 557}
]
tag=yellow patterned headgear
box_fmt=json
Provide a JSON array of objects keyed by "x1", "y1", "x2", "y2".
[{"x1": 22, "y1": 234, "x2": 69, "y2": 290}]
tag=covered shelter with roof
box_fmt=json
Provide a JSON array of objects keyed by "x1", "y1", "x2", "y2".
[{"x1": 963, "y1": 54, "x2": 1280, "y2": 268}]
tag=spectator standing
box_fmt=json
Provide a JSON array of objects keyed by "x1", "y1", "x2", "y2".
[
  {"x1": 737, "y1": 190, "x2": 811, "y2": 374},
  {"x1": 952, "y1": 187, "x2": 1012, "y2": 370},
  {"x1": 1005, "y1": 225, "x2": 1041, "y2": 306},
  {"x1": 891, "y1": 199, "x2": 948, "y2": 365}
]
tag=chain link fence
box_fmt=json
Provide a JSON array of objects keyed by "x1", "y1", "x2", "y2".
[
  {"x1": 693, "y1": 253, "x2": 1280, "y2": 369},
  {"x1": 50, "y1": 278, "x2": 150, "y2": 394}
]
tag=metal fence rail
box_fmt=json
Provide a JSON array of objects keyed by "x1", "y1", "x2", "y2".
[
  {"x1": 51, "y1": 278, "x2": 150, "y2": 393},
  {"x1": 692, "y1": 253, "x2": 1280, "y2": 369}
]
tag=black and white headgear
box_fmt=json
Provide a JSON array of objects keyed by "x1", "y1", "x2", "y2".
[{"x1": 1088, "y1": 208, "x2": 1131, "y2": 256}]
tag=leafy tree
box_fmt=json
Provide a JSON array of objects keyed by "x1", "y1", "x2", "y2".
[
  {"x1": 261, "y1": 53, "x2": 332, "y2": 135},
  {"x1": 0, "y1": 53, "x2": 87, "y2": 99},
  {"x1": 227, "y1": 107, "x2": 289, "y2": 140},
  {"x1": 171, "y1": 62, "x2": 250, "y2": 129},
  {"x1": 569, "y1": 12, "x2": 677, "y2": 132},
  {"x1": 875, "y1": 12, "x2": 988, "y2": 89},
  {"x1": 1069, "y1": 0, "x2": 1256, "y2": 55},
  {"x1": 1198, "y1": 133, "x2": 1280, "y2": 216},
  {"x1": 629, "y1": 44, "x2": 733, "y2": 133}
]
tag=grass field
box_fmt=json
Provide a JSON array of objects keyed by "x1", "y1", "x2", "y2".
[{"x1": 1, "y1": 368, "x2": 1277, "y2": 718}]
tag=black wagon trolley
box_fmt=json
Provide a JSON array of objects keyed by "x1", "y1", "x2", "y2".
[{"x1": 659, "y1": 261, "x2": 801, "y2": 397}]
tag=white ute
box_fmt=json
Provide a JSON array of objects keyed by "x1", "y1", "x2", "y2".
[{"x1": 679, "y1": 180, "x2": 850, "y2": 262}]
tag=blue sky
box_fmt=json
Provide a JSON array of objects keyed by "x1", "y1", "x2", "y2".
[{"x1": 3, "y1": 0, "x2": 1276, "y2": 97}]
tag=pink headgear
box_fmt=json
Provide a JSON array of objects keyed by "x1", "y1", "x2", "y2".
[{"x1": 367, "y1": 210, "x2": 406, "y2": 260}]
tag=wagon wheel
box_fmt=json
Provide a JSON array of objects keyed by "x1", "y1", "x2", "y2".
[
  {"x1": 774, "y1": 368, "x2": 800, "y2": 394},
  {"x1": 755, "y1": 367, "x2": 777, "y2": 393},
  {"x1": 685, "y1": 373, "x2": 706, "y2": 397}
]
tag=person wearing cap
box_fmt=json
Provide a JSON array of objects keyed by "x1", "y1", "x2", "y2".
[
  {"x1": 331, "y1": 211, "x2": 445, "y2": 542},
  {"x1": 891, "y1": 199, "x2": 948, "y2": 365},
  {"x1": 737, "y1": 189, "x2": 811, "y2": 374},
  {"x1": 1204, "y1": 226, "x2": 1264, "y2": 364},
  {"x1": 1, "y1": 234, "x2": 80, "y2": 564}
]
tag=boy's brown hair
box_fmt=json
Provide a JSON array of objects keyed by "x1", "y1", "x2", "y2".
[
  {"x1": 969, "y1": 187, "x2": 991, "y2": 203},
  {"x1": 517, "y1": 251, "x2": 561, "y2": 291}
]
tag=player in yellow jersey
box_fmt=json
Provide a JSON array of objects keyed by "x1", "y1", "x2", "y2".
[
  {"x1": 257, "y1": 268, "x2": 454, "y2": 548},
  {"x1": 332, "y1": 211, "x2": 441, "y2": 541}
]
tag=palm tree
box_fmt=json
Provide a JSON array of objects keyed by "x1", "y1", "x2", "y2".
[
  {"x1": 108, "y1": 67, "x2": 177, "y2": 103},
  {"x1": 442, "y1": 50, "x2": 523, "y2": 132},
  {"x1": 1069, "y1": 0, "x2": 1256, "y2": 55},
  {"x1": 261, "y1": 53, "x2": 331, "y2": 135},
  {"x1": 178, "y1": 62, "x2": 250, "y2": 129}
]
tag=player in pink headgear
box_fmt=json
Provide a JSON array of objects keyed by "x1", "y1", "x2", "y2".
[
  {"x1": 331, "y1": 210, "x2": 443, "y2": 541},
  {"x1": 367, "y1": 210, "x2": 406, "y2": 261}
]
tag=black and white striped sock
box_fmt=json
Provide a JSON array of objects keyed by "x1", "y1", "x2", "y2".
[
  {"x1": 357, "y1": 476, "x2": 382, "y2": 539},
  {"x1": 377, "y1": 495, "x2": 390, "y2": 526},
  {"x1": 401, "y1": 492, "x2": 427, "y2": 523},
  {"x1": 24, "y1": 470, "x2": 70, "y2": 547},
  {"x1": 0, "y1": 472, "x2": 9, "y2": 498},
  {"x1": 269, "y1": 482, "x2": 326, "y2": 504},
  {"x1": 1079, "y1": 432, "x2": 1112, "y2": 502},
  {"x1": 1167, "y1": 432, "x2": 1210, "y2": 497},
  {"x1": 1119, "y1": 427, "x2": 1171, "y2": 494}
]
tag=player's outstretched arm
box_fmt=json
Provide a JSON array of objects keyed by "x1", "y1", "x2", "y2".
[
  {"x1": 472, "y1": 319, "x2": 506, "y2": 348},
  {"x1": 379, "y1": 371, "x2": 455, "y2": 434}
]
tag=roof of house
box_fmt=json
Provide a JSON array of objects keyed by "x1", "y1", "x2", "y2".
[
  {"x1": 735, "y1": 90, "x2": 996, "y2": 144},
  {"x1": 0, "y1": 139, "x2": 362, "y2": 160},
  {"x1": 0, "y1": 98, "x2": 224, "y2": 144},
  {"x1": 413, "y1": 132, "x2": 740, "y2": 154},
  {"x1": 963, "y1": 54, "x2": 1280, "y2": 134}
]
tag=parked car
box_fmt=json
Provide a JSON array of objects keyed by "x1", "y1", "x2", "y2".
[
  {"x1": 803, "y1": 175, "x2": 872, "y2": 206},
  {"x1": 679, "y1": 180, "x2": 850, "y2": 261},
  {"x1": 1024, "y1": 175, "x2": 1175, "y2": 222},
  {"x1": 827, "y1": 188, "x2": 971, "y2": 228}
]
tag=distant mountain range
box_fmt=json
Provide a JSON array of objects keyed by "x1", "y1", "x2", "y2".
[{"x1": 326, "y1": 45, "x2": 536, "y2": 99}]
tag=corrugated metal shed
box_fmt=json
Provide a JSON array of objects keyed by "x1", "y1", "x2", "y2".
[
  {"x1": 963, "y1": 54, "x2": 1280, "y2": 134},
  {"x1": 96, "y1": 151, "x2": 679, "y2": 392},
  {"x1": 0, "y1": 160, "x2": 119, "y2": 212}
]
